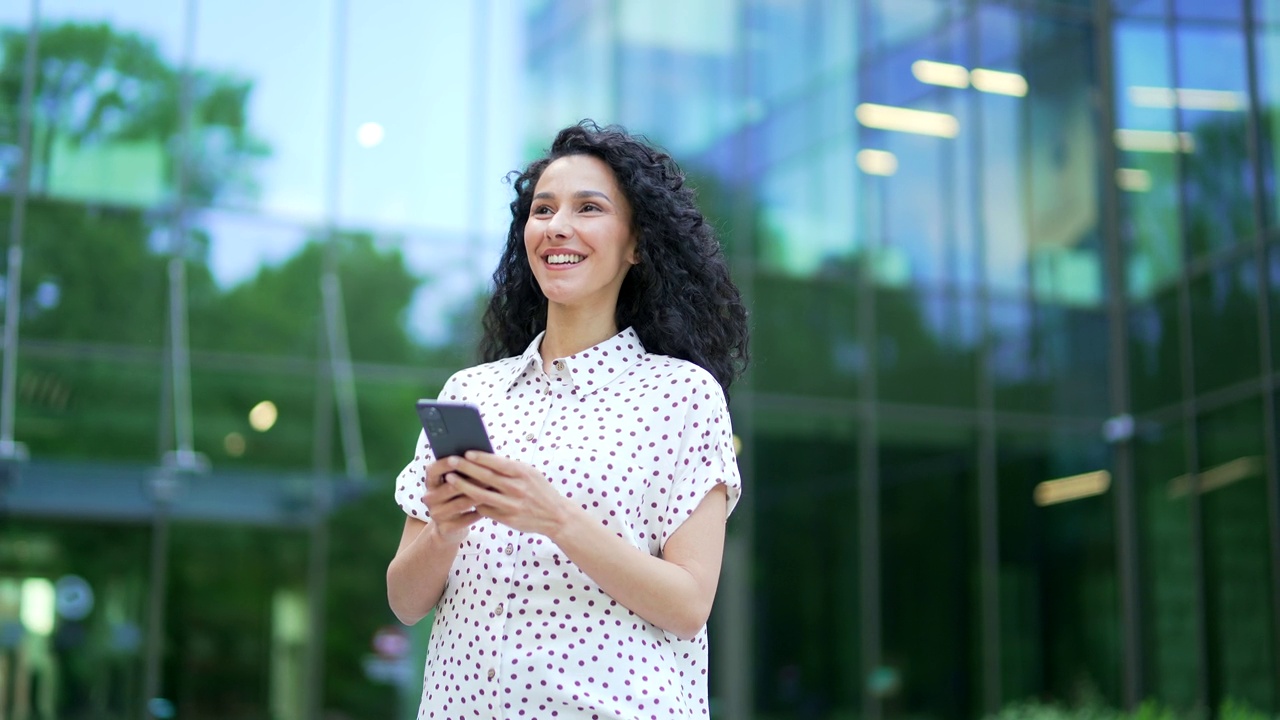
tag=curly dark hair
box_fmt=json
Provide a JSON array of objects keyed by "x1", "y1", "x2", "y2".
[{"x1": 480, "y1": 120, "x2": 749, "y2": 397}]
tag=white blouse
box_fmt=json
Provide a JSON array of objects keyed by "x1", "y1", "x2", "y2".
[{"x1": 395, "y1": 327, "x2": 742, "y2": 720}]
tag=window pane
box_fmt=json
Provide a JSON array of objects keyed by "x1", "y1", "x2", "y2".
[
  {"x1": 1255, "y1": 9, "x2": 1280, "y2": 231},
  {"x1": 999, "y1": 431, "x2": 1120, "y2": 705},
  {"x1": 1176, "y1": 27, "x2": 1255, "y2": 260},
  {"x1": 1114, "y1": 20, "x2": 1182, "y2": 300},
  {"x1": 1025, "y1": 19, "x2": 1103, "y2": 308},
  {"x1": 0, "y1": 4, "x2": 29, "y2": 200},
  {"x1": 1, "y1": 519, "x2": 151, "y2": 717},
  {"x1": 1129, "y1": 287, "x2": 1183, "y2": 413},
  {"x1": 16, "y1": 353, "x2": 161, "y2": 463},
  {"x1": 164, "y1": 523, "x2": 315, "y2": 717},
  {"x1": 187, "y1": 210, "x2": 319, "y2": 358},
  {"x1": 190, "y1": 366, "x2": 316, "y2": 472},
  {"x1": 751, "y1": 271, "x2": 862, "y2": 399},
  {"x1": 1198, "y1": 398, "x2": 1277, "y2": 711},
  {"x1": 35, "y1": 0, "x2": 186, "y2": 207},
  {"x1": 882, "y1": 421, "x2": 980, "y2": 719},
  {"x1": 339, "y1": 3, "x2": 518, "y2": 236},
  {"x1": 1270, "y1": 242, "x2": 1280, "y2": 371},
  {"x1": 617, "y1": 1, "x2": 740, "y2": 156},
  {"x1": 753, "y1": 413, "x2": 860, "y2": 716},
  {"x1": 756, "y1": 138, "x2": 858, "y2": 276},
  {"x1": 1176, "y1": 0, "x2": 1243, "y2": 21},
  {"x1": 22, "y1": 199, "x2": 166, "y2": 346},
  {"x1": 1135, "y1": 420, "x2": 1198, "y2": 710},
  {"x1": 876, "y1": 288, "x2": 978, "y2": 407},
  {"x1": 191, "y1": 0, "x2": 332, "y2": 217},
  {"x1": 1189, "y1": 259, "x2": 1260, "y2": 395},
  {"x1": 990, "y1": 299, "x2": 1109, "y2": 416}
]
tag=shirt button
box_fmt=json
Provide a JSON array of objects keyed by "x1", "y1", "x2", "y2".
[
  {"x1": 504, "y1": 543, "x2": 514, "y2": 555},
  {"x1": 553, "y1": 359, "x2": 565, "y2": 371},
  {"x1": 487, "y1": 668, "x2": 496, "y2": 681},
  {"x1": 524, "y1": 432, "x2": 535, "y2": 442},
  {"x1": 494, "y1": 602, "x2": 504, "y2": 616}
]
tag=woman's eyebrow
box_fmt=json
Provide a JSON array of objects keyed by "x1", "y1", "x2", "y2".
[{"x1": 532, "y1": 190, "x2": 613, "y2": 202}]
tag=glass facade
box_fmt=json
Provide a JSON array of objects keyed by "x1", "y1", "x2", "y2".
[{"x1": 0, "y1": 1, "x2": 1278, "y2": 719}]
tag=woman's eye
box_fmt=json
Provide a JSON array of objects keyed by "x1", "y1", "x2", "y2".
[
  {"x1": 580, "y1": 203, "x2": 600, "y2": 212},
  {"x1": 532, "y1": 205, "x2": 553, "y2": 215}
]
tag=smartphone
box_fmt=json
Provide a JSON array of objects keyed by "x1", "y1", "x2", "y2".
[{"x1": 415, "y1": 400, "x2": 495, "y2": 459}]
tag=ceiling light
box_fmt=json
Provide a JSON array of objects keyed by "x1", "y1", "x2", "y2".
[
  {"x1": 1115, "y1": 129, "x2": 1195, "y2": 153},
  {"x1": 1034, "y1": 470, "x2": 1111, "y2": 507},
  {"x1": 857, "y1": 149, "x2": 898, "y2": 176},
  {"x1": 1116, "y1": 168, "x2": 1152, "y2": 192},
  {"x1": 356, "y1": 122, "x2": 385, "y2": 148},
  {"x1": 249, "y1": 401, "x2": 278, "y2": 432},
  {"x1": 912, "y1": 60, "x2": 970, "y2": 89},
  {"x1": 971, "y1": 68, "x2": 1028, "y2": 97},
  {"x1": 1129, "y1": 86, "x2": 1246, "y2": 112},
  {"x1": 856, "y1": 103, "x2": 960, "y2": 138}
]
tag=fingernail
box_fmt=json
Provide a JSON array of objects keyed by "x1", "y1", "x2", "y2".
[
  {"x1": 464, "y1": 451, "x2": 476, "y2": 460},
  {"x1": 448, "y1": 457, "x2": 459, "y2": 467}
]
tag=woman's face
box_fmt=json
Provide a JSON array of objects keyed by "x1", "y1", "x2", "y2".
[{"x1": 524, "y1": 154, "x2": 638, "y2": 314}]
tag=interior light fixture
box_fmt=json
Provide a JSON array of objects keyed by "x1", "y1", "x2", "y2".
[
  {"x1": 912, "y1": 60, "x2": 970, "y2": 89},
  {"x1": 1168, "y1": 456, "x2": 1262, "y2": 499},
  {"x1": 1116, "y1": 168, "x2": 1152, "y2": 192},
  {"x1": 1129, "y1": 86, "x2": 1246, "y2": 112},
  {"x1": 20, "y1": 577, "x2": 56, "y2": 636},
  {"x1": 857, "y1": 149, "x2": 899, "y2": 176},
  {"x1": 356, "y1": 121, "x2": 385, "y2": 148},
  {"x1": 855, "y1": 103, "x2": 960, "y2": 138},
  {"x1": 249, "y1": 400, "x2": 279, "y2": 433},
  {"x1": 1033, "y1": 470, "x2": 1111, "y2": 507},
  {"x1": 1114, "y1": 129, "x2": 1195, "y2": 153},
  {"x1": 970, "y1": 68, "x2": 1028, "y2": 97}
]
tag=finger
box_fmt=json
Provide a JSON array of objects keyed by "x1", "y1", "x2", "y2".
[
  {"x1": 446, "y1": 456, "x2": 511, "y2": 490},
  {"x1": 462, "y1": 451, "x2": 529, "y2": 476},
  {"x1": 425, "y1": 458, "x2": 458, "y2": 487},
  {"x1": 446, "y1": 472, "x2": 508, "y2": 506}
]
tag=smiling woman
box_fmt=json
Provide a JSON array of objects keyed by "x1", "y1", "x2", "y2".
[{"x1": 387, "y1": 120, "x2": 750, "y2": 719}]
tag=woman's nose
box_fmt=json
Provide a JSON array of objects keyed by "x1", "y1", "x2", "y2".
[{"x1": 546, "y1": 209, "x2": 572, "y2": 237}]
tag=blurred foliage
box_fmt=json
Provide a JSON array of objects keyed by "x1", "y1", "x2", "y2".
[
  {"x1": 985, "y1": 698, "x2": 1278, "y2": 720},
  {"x1": 0, "y1": 22, "x2": 268, "y2": 203}
]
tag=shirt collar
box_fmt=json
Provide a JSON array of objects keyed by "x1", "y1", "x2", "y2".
[{"x1": 501, "y1": 327, "x2": 647, "y2": 397}]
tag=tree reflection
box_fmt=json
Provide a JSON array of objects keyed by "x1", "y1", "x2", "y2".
[{"x1": 0, "y1": 22, "x2": 268, "y2": 203}]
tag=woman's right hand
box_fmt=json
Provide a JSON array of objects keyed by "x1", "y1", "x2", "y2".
[{"x1": 422, "y1": 457, "x2": 482, "y2": 545}]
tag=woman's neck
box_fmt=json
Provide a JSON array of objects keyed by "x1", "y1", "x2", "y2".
[{"x1": 540, "y1": 304, "x2": 619, "y2": 367}]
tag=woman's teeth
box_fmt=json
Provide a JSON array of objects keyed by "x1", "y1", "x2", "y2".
[{"x1": 547, "y1": 254, "x2": 584, "y2": 265}]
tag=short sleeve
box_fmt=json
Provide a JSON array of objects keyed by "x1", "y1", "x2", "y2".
[
  {"x1": 660, "y1": 374, "x2": 742, "y2": 549},
  {"x1": 394, "y1": 374, "x2": 458, "y2": 520}
]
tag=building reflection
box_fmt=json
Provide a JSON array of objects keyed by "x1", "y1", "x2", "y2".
[{"x1": 1, "y1": 1, "x2": 1279, "y2": 719}]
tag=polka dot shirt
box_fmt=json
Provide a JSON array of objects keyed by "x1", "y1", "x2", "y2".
[{"x1": 395, "y1": 327, "x2": 742, "y2": 719}]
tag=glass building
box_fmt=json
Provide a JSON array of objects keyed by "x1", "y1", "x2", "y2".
[{"x1": 0, "y1": 0, "x2": 1278, "y2": 719}]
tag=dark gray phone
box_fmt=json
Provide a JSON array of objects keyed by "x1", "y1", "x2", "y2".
[{"x1": 415, "y1": 400, "x2": 494, "y2": 459}]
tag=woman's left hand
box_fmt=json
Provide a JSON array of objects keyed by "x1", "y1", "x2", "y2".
[{"x1": 442, "y1": 452, "x2": 573, "y2": 537}]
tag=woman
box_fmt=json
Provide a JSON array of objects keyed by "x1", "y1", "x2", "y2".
[{"x1": 387, "y1": 120, "x2": 749, "y2": 719}]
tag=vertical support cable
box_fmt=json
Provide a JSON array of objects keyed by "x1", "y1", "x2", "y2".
[
  {"x1": 316, "y1": 0, "x2": 364, "y2": 482},
  {"x1": 321, "y1": 271, "x2": 365, "y2": 479},
  {"x1": 0, "y1": 0, "x2": 39, "y2": 462},
  {"x1": 143, "y1": 0, "x2": 199, "y2": 717},
  {"x1": 306, "y1": 0, "x2": 351, "y2": 716},
  {"x1": 1094, "y1": 0, "x2": 1144, "y2": 708}
]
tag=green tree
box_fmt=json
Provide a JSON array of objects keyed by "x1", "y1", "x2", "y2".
[{"x1": 0, "y1": 22, "x2": 267, "y2": 203}]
